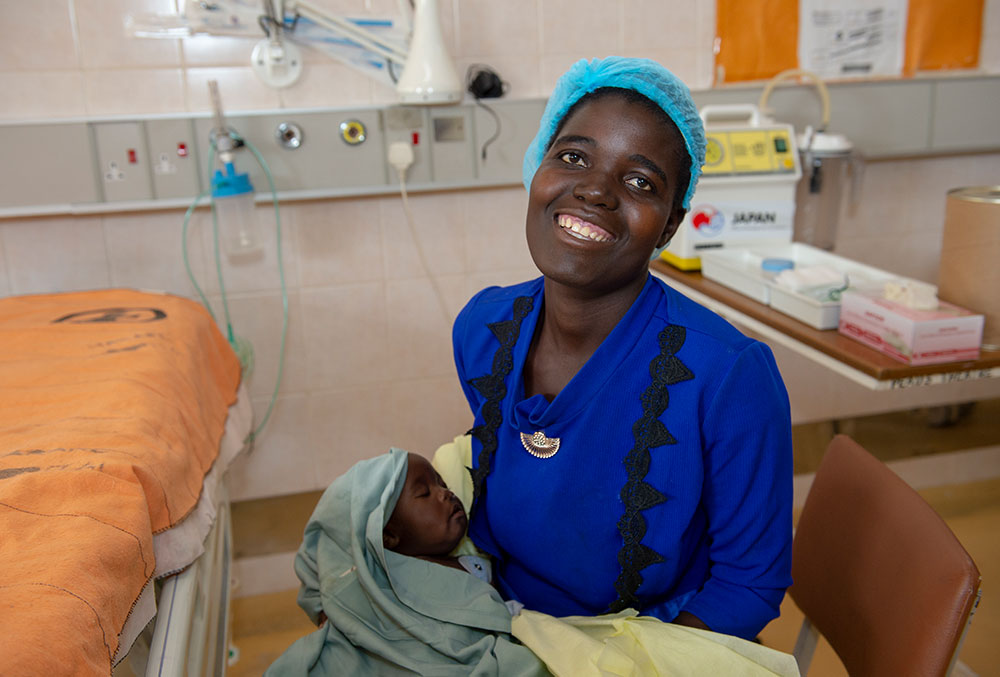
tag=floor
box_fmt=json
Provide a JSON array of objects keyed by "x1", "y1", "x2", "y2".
[{"x1": 226, "y1": 399, "x2": 1000, "y2": 676}]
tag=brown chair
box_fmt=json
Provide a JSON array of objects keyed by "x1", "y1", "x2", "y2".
[{"x1": 790, "y1": 435, "x2": 982, "y2": 676}]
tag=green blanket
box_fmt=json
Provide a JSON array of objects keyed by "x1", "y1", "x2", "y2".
[{"x1": 265, "y1": 447, "x2": 549, "y2": 676}]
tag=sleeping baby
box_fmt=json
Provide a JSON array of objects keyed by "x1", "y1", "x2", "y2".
[{"x1": 264, "y1": 447, "x2": 546, "y2": 676}]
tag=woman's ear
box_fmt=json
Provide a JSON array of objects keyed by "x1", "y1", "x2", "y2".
[
  {"x1": 382, "y1": 526, "x2": 400, "y2": 550},
  {"x1": 656, "y1": 207, "x2": 687, "y2": 249}
]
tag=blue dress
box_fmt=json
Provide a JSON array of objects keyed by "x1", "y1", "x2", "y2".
[{"x1": 452, "y1": 274, "x2": 793, "y2": 640}]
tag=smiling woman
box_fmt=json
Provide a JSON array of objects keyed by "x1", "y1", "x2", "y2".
[{"x1": 452, "y1": 56, "x2": 795, "y2": 641}]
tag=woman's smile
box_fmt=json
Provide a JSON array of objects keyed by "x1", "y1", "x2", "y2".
[{"x1": 556, "y1": 213, "x2": 616, "y2": 243}]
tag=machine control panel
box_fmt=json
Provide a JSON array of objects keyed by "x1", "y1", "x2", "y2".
[{"x1": 702, "y1": 129, "x2": 796, "y2": 176}]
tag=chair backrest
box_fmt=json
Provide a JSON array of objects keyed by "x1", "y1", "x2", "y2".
[{"x1": 789, "y1": 435, "x2": 981, "y2": 677}]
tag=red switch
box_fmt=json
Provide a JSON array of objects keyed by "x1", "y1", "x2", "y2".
[
  {"x1": 127, "y1": 148, "x2": 138, "y2": 164},
  {"x1": 412, "y1": 131, "x2": 419, "y2": 145},
  {"x1": 177, "y1": 142, "x2": 188, "y2": 157}
]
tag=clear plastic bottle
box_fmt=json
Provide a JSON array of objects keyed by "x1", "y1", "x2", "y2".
[{"x1": 211, "y1": 162, "x2": 263, "y2": 260}]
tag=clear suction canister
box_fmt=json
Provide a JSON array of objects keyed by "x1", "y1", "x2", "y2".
[
  {"x1": 793, "y1": 129, "x2": 858, "y2": 251},
  {"x1": 211, "y1": 162, "x2": 264, "y2": 260}
]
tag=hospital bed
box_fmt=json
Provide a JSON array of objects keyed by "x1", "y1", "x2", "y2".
[{"x1": 0, "y1": 288, "x2": 250, "y2": 676}]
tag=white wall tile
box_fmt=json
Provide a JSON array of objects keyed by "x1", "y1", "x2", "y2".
[
  {"x1": 460, "y1": 187, "x2": 533, "y2": 272},
  {"x1": 181, "y1": 35, "x2": 259, "y2": 68},
  {"x1": 2, "y1": 217, "x2": 111, "y2": 295},
  {"x1": 211, "y1": 291, "x2": 309, "y2": 400},
  {"x1": 0, "y1": 0, "x2": 80, "y2": 71},
  {"x1": 386, "y1": 376, "x2": 472, "y2": 459},
  {"x1": 457, "y1": 0, "x2": 540, "y2": 59},
  {"x1": 104, "y1": 210, "x2": 208, "y2": 297},
  {"x1": 0, "y1": 71, "x2": 87, "y2": 120},
  {"x1": 309, "y1": 386, "x2": 396, "y2": 488},
  {"x1": 84, "y1": 68, "x2": 186, "y2": 116},
  {"x1": 277, "y1": 62, "x2": 375, "y2": 109},
  {"x1": 75, "y1": 0, "x2": 182, "y2": 70},
  {"x1": 384, "y1": 277, "x2": 459, "y2": 380},
  {"x1": 185, "y1": 67, "x2": 283, "y2": 113},
  {"x1": 228, "y1": 394, "x2": 317, "y2": 500},
  {"x1": 380, "y1": 191, "x2": 465, "y2": 280},
  {"x1": 539, "y1": 0, "x2": 620, "y2": 58},
  {"x1": 299, "y1": 283, "x2": 389, "y2": 390},
  {"x1": 296, "y1": 198, "x2": 383, "y2": 287},
  {"x1": 621, "y1": 0, "x2": 700, "y2": 52}
]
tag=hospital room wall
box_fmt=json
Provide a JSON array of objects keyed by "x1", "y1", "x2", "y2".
[{"x1": 1, "y1": 0, "x2": 999, "y2": 502}]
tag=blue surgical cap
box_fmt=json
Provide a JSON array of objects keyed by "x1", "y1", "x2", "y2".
[{"x1": 522, "y1": 56, "x2": 706, "y2": 211}]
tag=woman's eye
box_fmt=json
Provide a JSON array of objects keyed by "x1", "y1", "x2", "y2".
[
  {"x1": 558, "y1": 151, "x2": 586, "y2": 166},
  {"x1": 626, "y1": 176, "x2": 653, "y2": 191}
]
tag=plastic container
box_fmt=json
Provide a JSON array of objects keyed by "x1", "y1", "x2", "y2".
[{"x1": 211, "y1": 162, "x2": 263, "y2": 260}]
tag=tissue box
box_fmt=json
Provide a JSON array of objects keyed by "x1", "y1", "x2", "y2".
[{"x1": 838, "y1": 289, "x2": 984, "y2": 365}]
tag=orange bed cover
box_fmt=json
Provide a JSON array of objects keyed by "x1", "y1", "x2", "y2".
[{"x1": 0, "y1": 289, "x2": 241, "y2": 675}]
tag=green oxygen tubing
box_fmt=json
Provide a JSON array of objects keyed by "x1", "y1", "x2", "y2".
[{"x1": 181, "y1": 129, "x2": 288, "y2": 445}]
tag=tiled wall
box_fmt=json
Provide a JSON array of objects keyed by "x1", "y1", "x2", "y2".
[{"x1": 2, "y1": 0, "x2": 999, "y2": 500}]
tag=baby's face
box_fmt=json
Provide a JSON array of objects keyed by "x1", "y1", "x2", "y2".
[{"x1": 383, "y1": 453, "x2": 468, "y2": 557}]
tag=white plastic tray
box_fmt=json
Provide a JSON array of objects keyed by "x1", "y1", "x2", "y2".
[{"x1": 700, "y1": 243, "x2": 904, "y2": 329}]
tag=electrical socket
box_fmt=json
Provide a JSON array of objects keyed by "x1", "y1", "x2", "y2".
[{"x1": 388, "y1": 141, "x2": 414, "y2": 174}]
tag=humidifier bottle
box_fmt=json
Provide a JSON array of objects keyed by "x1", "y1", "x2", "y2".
[{"x1": 211, "y1": 162, "x2": 263, "y2": 260}]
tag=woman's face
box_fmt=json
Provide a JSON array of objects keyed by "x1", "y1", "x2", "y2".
[
  {"x1": 383, "y1": 453, "x2": 468, "y2": 557},
  {"x1": 526, "y1": 94, "x2": 687, "y2": 295}
]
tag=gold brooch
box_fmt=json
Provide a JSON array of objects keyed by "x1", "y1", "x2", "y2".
[{"x1": 520, "y1": 431, "x2": 560, "y2": 458}]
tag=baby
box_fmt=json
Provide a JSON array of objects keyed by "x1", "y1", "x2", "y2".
[
  {"x1": 381, "y1": 452, "x2": 493, "y2": 585},
  {"x1": 265, "y1": 447, "x2": 544, "y2": 676}
]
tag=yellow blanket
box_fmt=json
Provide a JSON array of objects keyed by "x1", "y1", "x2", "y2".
[
  {"x1": 0, "y1": 290, "x2": 241, "y2": 676},
  {"x1": 432, "y1": 436, "x2": 799, "y2": 677}
]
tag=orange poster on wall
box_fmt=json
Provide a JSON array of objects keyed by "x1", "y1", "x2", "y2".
[
  {"x1": 715, "y1": 0, "x2": 798, "y2": 84},
  {"x1": 904, "y1": 0, "x2": 983, "y2": 75}
]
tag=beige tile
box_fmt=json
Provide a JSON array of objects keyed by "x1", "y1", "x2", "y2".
[
  {"x1": 186, "y1": 67, "x2": 283, "y2": 113},
  {"x1": 621, "y1": 48, "x2": 700, "y2": 88},
  {"x1": 622, "y1": 0, "x2": 703, "y2": 52},
  {"x1": 386, "y1": 376, "x2": 473, "y2": 458},
  {"x1": 228, "y1": 394, "x2": 317, "y2": 500},
  {"x1": 277, "y1": 61, "x2": 374, "y2": 108},
  {"x1": 540, "y1": 53, "x2": 589, "y2": 94},
  {"x1": 75, "y1": 0, "x2": 182, "y2": 69},
  {"x1": 181, "y1": 35, "x2": 260, "y2": 68},
  {"x1": 230, "y1": 588, "x2": 313, "y2": 639},
  {"x1": 468, "y1": 267, "x2": 542, "y2": 295},
  {"x1": 308, "y1": 386, "x2": 396, "y2": 486},
  {"x1": 0, "y1": 71, "x2": 87, "y2": 120},
  {"x1": 104, "y1": 209, "x2": 209, "y2": 297},
  {"x1": 385, "y1": 277, "x2": 459, "y2": 379},
  {"x1": 457, "y1": 0, "x2": 540, "y2": 59},
  {"x1": 380, "y1": 191, "x2": 465, "y2": 280},
  {"x1": 2, "y1": 216, "x2": 111, "y2": 295},
  {"x1": 299, "y1": 283, "x2": 389, "y2": 390},
  {"x1": 540, "y1": 0, "x2": 620, "y2": 57},
  {"x1": 210, "y1": 291, "x2": 309, "y2": 400},
  {"x1": 460, "y1": 187, "x2": 533, "y2": 272},
  {"x1": 295, "y1": 197, "x2": 384, "y2": 287},
  {"x1": 193, "y1": 202, "x2": 299, "y2": 295},
  {"x1": 694, "y1": 0, "x2": 718, "y2": 89},
  {"x1": 0, "y1": 0, "x2": 79, "y2": 70},
  {"x1": 84, "y1": 68, "x2": 186, "y2": 116}
]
